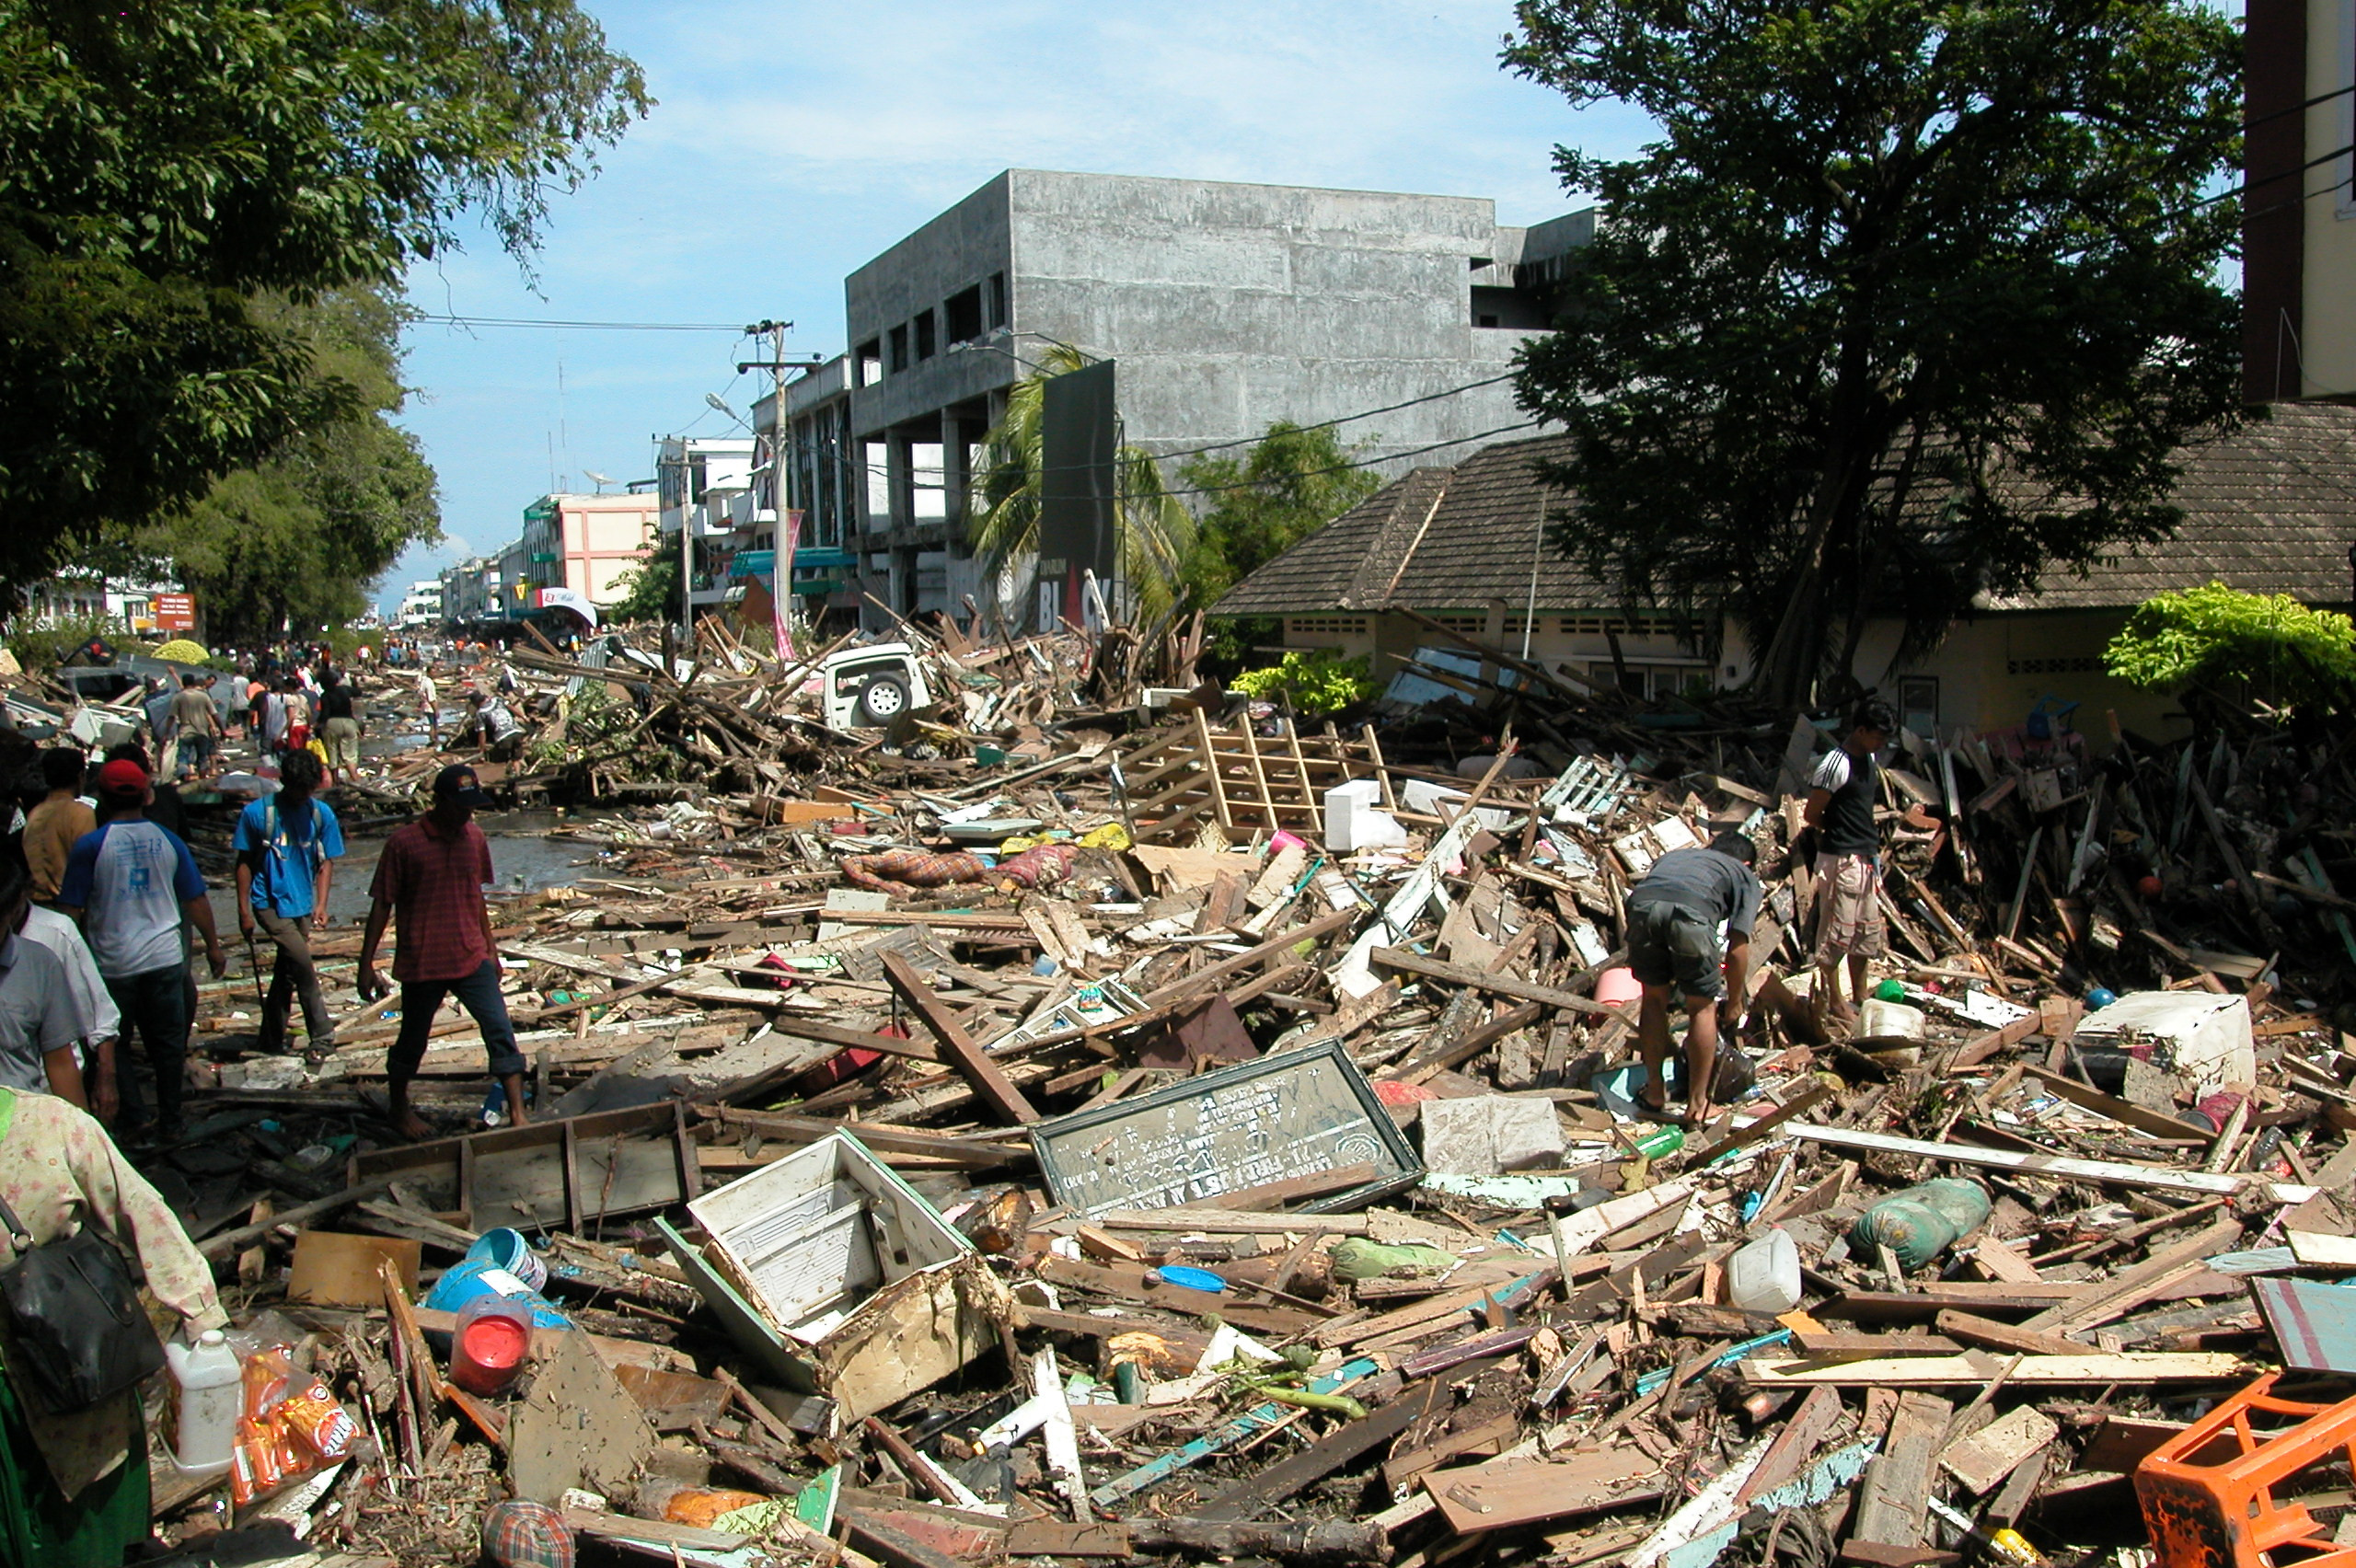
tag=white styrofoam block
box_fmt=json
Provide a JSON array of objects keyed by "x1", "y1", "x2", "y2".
[
  {"x1": 1419, "y1": 1094, "x2": 1566, "y2": 1176},
  {"x1": 2076, "y1": 991, "x2": 2256, "y2": 1092}
]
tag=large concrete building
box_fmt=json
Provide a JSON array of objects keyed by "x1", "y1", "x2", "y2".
[{"x1": 832, "y1": 168, "x2": 1589, "y2": 625}]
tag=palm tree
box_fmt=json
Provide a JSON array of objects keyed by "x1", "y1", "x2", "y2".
[{"x1": 966, "y1": 343, "x2": 1195, "y2": 628}]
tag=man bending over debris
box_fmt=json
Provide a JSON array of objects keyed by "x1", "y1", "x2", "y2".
[
  {"x1": 1626, "y1": 831, "x2": 1760, "y2": 1130},
  {"x1": 357, "y1": 766, "x2": 528, "y2": 1139},
  {"x1": 1804, "y1": 698, "x2": 1895, "y2": 1028}
]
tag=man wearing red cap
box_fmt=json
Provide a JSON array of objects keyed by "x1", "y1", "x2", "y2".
[
  {"x1": 357, "y1": 765, "x2": 528, "y2": 1139},
  {"x1": 55, "y1": 760, "x2": 225, "y2": 1142}
]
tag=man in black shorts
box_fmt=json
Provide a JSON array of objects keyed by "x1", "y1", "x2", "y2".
[{"x1": 1624, "y1": 832, "x2": 1761, "y2": 1129}]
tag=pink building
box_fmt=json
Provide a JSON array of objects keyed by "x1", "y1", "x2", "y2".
[{"x1": 522, "y1": 492, "x2": 661, "y2": 606}]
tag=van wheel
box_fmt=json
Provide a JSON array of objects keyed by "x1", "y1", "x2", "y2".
[{"x1": 857, "y1": 675, "x2": 910, "y2": 724}]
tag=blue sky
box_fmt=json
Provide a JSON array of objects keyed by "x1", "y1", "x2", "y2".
[{"x1": 379, "y1": 0, "x2": 1655, "y2": 613}]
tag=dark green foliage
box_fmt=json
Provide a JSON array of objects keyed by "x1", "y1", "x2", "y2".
[
  {"x1": 1179, "y1": 421, "x2": 1382, "y2": 607},
  {"x1": 141, "y1": 289, "x2": 441, "y2": 646},
  {"x1": 1504, "y1": 0, "x2": 2243, "y2": 709},
  {"x1": 0, "y1": 0, "x2": 648, "y2": 609},
  {"x1": 606, "y1": 548, "x2": 681, "y2": 626}
]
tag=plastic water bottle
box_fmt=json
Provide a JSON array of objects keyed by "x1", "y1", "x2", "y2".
[
  {"x1": 166, "y1": 1329, "x2": 241, "y2": 1476},
  {"x1": 1848, "y1": 1178, "x2": 1992, "y2": 1272},
  {"x1": 1726, "y1": 1229, "x2": 1802, "y2": 1314}
]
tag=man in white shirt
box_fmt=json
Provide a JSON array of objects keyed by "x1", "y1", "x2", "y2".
[
  {"x1": 0, "y1": 860, "x2": 97, "y2": 1106},
  {"x1": 20, "y1": 903, "x2": 118, "y2": 1120}
]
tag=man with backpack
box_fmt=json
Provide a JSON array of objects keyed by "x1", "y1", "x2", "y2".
[{"x1": 233, "y1": 751, "x2": 344, "y2": 1064}]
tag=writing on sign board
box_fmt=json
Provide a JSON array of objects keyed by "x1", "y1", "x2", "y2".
[{"x1": 1029, "y1": 1038, "x2": 1419, "y2": 1218}]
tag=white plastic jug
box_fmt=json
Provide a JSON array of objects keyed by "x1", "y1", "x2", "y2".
[
  {"x1": 165, "y1": 1328, "x2": 240, "y2": 1476},
  {"x1": 1726, "y1": 1228, "x2": 1801, "y2": 1315}
]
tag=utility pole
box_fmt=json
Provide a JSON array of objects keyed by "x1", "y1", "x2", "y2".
[{"x1": 745, "y1": 318, "x2": 800, "y2": 655}]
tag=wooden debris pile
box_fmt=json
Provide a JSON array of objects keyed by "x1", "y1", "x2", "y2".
[{"x1": 131, "y1": 619, "x2": 2356, "y2": 1568}]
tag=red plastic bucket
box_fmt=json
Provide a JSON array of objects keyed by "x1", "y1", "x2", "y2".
[{"x1": 451, "y1": 1297, "x2": 531, "y2": 1395}]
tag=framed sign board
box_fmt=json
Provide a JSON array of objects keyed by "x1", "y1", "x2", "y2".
[{"x1": 1030, "y1": 1038, "x2": 1421, "y2": 1218}]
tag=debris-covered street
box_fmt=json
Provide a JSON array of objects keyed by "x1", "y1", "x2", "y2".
[{"x1": 11, "y1": 608, "x2": 2355, "y2": 1568}]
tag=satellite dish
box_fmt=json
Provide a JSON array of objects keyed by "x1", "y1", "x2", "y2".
[{"x1": 583, "y1": 468, "x2": 615, "y2": 492}]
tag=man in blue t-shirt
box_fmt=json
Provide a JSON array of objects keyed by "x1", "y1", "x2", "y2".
[
  {"x1": 56, "y1": 759, "x2": 225, "y2": 1142},
  {"x1": 232, "y1": 749, "x2": 345, "y2": 1064}
]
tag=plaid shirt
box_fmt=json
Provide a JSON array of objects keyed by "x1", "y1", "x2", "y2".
[{"x1": 369, "y1": 816, "x2": 495, "y2": 982}]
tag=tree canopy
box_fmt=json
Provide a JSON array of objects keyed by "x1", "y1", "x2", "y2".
[
  {"x1": 0, "y1": 0, "x2": 647, "y2": 610},
  {"x1": 140, "y1": 288, "x2": 440, "y2": 645},
  {"x1": 1504, "y1": 0, "x2": 2242, "y2": 710},
  {"x1": 2107, "y1": 582, "x2": 2356, "y2": 711},
  {"x1": 1177, "y1": 421, "x2": 1381, "y2": 607}
]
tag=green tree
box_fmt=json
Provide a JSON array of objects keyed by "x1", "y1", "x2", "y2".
[
  {"x1": 0, "y1": 0, "x2": 648, "y2": 609},
  {"x1": 1505, "y1": 0, "x2": 2242, "y2": 711},
  {"x1": 607, "y1": 548, "x2": 680, "y2": 625},
  {"x1": 1178, "y1": 421, "x2": 1381, "y2": 605},
  {"x1": 2107, "y1": 582, "x2": 2356, "y2": 711},
  {"x1": 967, "y1": 344, "x2": 1196, "y2": 628},
  {"x1": 141, "y1": 288, "x2": 440, "y2": 645}
]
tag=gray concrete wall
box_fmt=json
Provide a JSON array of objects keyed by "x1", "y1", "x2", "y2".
[
  {"x1": 1004, "y1": 169, "x2": 1537, "y2": 466},
  {"x1": 846, "y1": 175, "x2": 1017, "y2": 437}
]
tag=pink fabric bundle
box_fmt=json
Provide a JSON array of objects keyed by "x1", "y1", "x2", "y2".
[{"x1": 838, "y1": 842, "x2": 1080, "y2": 897}]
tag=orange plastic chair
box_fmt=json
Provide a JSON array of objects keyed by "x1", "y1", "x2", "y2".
[{"x1": 2135, "y1": 1374, "x2": 2356, "y2": 1568}]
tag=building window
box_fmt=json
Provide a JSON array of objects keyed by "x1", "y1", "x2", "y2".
[
  {"x1": 1430, "y1": 614, "x2": 1488, "y2": 635},
  {"x1": 2004, "y1": 655, "x2": 2100, "y2": 676},
  {"x1": 945, "y1": 285, "x2": 984, "y2": 344},
  {"x1": 915, "y1": 310, "x2": 937, "y2": 362},
  {"x1": 1897, "y1": 675, "x2": 1939, "y2": 737},
  {"x1": 907, "y1": 440, "x2": 947, "y2": 521},
  {"x1": 1589, "y1": 662, "x2": 1706, "y2": 699},
  {"x1": 987, "y1": 273, "x2": 1008, "y2": 330},
  {"x1": 857, "y1": 340, "x2": 883, "y2": 386},
  {"x1": 1287, "y1": 616, "x2": 1367, "y2": 643},
  {"x1": 863, "y1": 441, "x2": 890, "y2": 529},
  {"x1": 887, "y1": 324, "x2": 909, "y2": 374}
]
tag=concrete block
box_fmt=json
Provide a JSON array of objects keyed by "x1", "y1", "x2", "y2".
[{"x1": 1418, "y1": 1095, "x2": 1565, "y2": 1176}]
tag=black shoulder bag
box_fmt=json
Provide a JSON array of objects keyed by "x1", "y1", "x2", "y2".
[{"x1": 0, "y1": 1187, "x2": 166, "y2": 1413}]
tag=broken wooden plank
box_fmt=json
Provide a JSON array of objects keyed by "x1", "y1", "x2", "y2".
[
  {"x1": 1422, "y1": 1448, "x2": 1664, "y2": 1535},
  {"x1": 1196, "y1": 1378, "x2": 1440, "y2": 1520},
  {"x1": 1741, "y1": 1352, "x2": 2252, "y2": 1386},
  {"x1": 1936, "y1": 1404, "x2": 2059, "y2": 1495},
  {"x1": 1852, "y1": 1391, "x2": 1950, "y2": 1547},
  {"x1": 882, "y1": 950, "x2": 1039, "y2": 1124},
  {"x1": 2020, "y1": 1064, "x2": 2212, "y2": 1141},
  {"x1": 1370, "y1": 947, "x2": 1616, "y2": 1017},
  {"x1": 1784, "y1": 1123, "x2": 2311, "y2": 1203},
  {"x1": 1931, "y1": 1310, "x2": 2086, "y2": 1358}
]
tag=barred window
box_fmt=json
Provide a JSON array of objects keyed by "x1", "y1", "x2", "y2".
[
  {"x1": 2006, "y1": 655, "x2": 2103, "y2": 675},
  {"x1": 1288, "y1": 616, "x2": 1368, "y2": 640}
]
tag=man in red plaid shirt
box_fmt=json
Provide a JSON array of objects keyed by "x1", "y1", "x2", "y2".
[{"x1": 357, "y1": 766, "x2": 528, "y2": 1139}]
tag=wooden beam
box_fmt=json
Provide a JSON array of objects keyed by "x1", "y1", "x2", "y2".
[
  {"x1": 1784, "y1": 1123, "x2": 2311, "y2": 1204},
  {"x1": 2019, "y1": 1065, "x2": 2211, "y2": 1141},
  {"x1": 1370, "y1": 946, "x2": 1617, "y2": 1017},
  {"x1": 1195, "y1": 1378, "x2": 1441, "y2": 1520},
  {"x1": 1742, "y1": 1352, "x2": 2252, "y2": 1386},
  {"x1": 882, "y1": 951, "x2": 1039, "y2": 1124}
]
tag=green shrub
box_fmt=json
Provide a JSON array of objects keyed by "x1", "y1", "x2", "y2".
[
  {"x1": 2106, "y1": 582, "x2": 2356, "y2": 709},
  {"x1": 5, "y1": 612, "x2": 127, "y2": 674},
  {"x1": 1230, "y1": 650, "x2": 1380, "y2": 714}
]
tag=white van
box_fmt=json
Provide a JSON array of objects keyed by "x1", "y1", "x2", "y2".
[{"x1": 817, "y1": 643, "x2": 931, "y2": 729}]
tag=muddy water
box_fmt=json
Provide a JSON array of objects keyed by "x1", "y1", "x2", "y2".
[{"x1": 201, "y1": 810, "x2": 609, "y2": 938}]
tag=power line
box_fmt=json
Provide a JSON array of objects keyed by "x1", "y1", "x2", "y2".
[{"x1": 411, "y1": 314, "x2": 749, "y2": 332}]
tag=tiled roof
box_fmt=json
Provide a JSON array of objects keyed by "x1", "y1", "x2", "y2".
[{"x1": 1213, "y1": 407, "x2": 2356, "y2": 617}]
